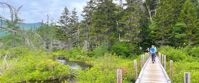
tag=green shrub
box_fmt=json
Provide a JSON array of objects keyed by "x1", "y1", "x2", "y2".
[
  {"x1": 0, "y1": 47, "x2": 30, "y2": 58},
  {"x1": 189, "y1": 46, "x2": 199, "y2": 58},
  {"x1": 172, "y1": 62, "x2": 199, "y2": 83},
  {"x1": 77, "y1": 54, "x2": 135, "y2": 83},
  {"x1": 0, "y1": 49, "x2": 71, "y2": 82},
  {"x1": 92, "y1": 44, "x2": 108, "y2": 57},
  {"x1": 159, "y1": 46, "x2": 187, "y2": 61},
  {"x1": 52, "y1": 48, "x2": 89, "y2": 61},
  {"x1": 111, "y1": 42, "x2": 131, "y2": 57}
]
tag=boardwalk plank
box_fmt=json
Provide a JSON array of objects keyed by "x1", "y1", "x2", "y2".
[{"x1": 138, "y1": 57, "x2": 169, "y2": 83}]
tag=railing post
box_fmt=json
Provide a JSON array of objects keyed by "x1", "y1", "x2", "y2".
[
  {"x1": 142, "y1": 54, "x2": 145, "y2": 66},
  {"x1": 161, "y1": 54, "x2": 164, "y2": 65},
  {"x1": 134, "y1": 60, "x2": 138, "y2": 79},
  {"x1": 143, "y1": 54, "x2": 146, "y2": 63},
  {"x1": 160, "y1": 54, "x2": 162, "y2": 64},
  {"x1": 117, "y1": 69, "x2": 122, "y2": 83},
  {"x1": 170, "y1": 60, "x2": 173, "y2": 79},
  {"x1": 184, "y1": 72, "x2": 190, "y2": 83},
  {"x1": 159, "y1": 54, "x2": 162, "y2": 63},
  {"x1": 140, "y1": 55, "x2": 144, "y2": 68},
  {"x1": 158, "y1": 52, "x2": 161, "y2": 57},
  {"x1": 164, "y1": 55, "x2": 166, "y2": 70},
  {"x1": 140, "y1": 55, "x2": 142, "y2": 68}
]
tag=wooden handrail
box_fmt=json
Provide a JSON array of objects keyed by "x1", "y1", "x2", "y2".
[{"x1": 135, "y1": 56, "x2": 171, "y2": 83}]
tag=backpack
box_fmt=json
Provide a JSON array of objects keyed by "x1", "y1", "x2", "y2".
[{"x1": 150, "y1": 48, "x2": 156, "y2": 53}]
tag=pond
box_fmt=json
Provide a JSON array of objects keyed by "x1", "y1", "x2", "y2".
[
  {"x1": 56, "y1": 57, "x2": 92, "y2": 70},
  {"x1": 24, "y1": 57, "x2": 92, "y2": 83}
]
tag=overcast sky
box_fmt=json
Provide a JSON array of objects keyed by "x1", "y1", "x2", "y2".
[
  {"x1": 0, "y1": 0, "x2": 125, "y2": 23},
  {"x1": 0, "y1": 0, "x2": 89, "y2": 23}
]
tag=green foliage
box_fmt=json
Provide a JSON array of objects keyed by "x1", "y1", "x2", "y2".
[
  {"x1": 189, "y1": 48, "x2": 199, "y2": 58},
  {"x1": 0, "y1": 47, "x2": 30, "y2": 58},
  {"x1": 153, "y1": 0, "x2": 185, "y2": 45},
  {"x1": 118, "y1": 0, "x2": 142, "y2": 45},
  {"x1": 111, "y1": 42, "x2": 130, "y2": 57},
  {"x1": 57, "y1": 7, "x2": 80, "y2": 48},
  {"x1": 92, "y1": 44, "x2": 108, "y2": 57},
  {"x1": 0, "y1": 48, "x2": 71, "y2": 82},
  {"x1": 186, "y1": 46, "x2": 199, "y2": 58},
  {"x1": 159, "y1": 46, "x2": 187, "y2": 61},
  {"x1": 53, "y1": 48, "x2": 89, "y2": 61},
  {"x1": 172, "y1": 62, "x2": 199, "y2": 83},
  {"x1": 177, "y1": 0, "x2": 199, "y2": 46},
  {"x1": 160, "y1": 46, "x2": 199, "y2": 83},
  {"x1": 77, "y1": 54, "x2": 135, "y2": 83},
  {"x1": 0, "y1": 33, "x2": 24, "y2": 48}
]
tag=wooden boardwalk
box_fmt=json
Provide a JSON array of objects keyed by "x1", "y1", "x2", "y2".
[{"x1": 135, "y1": 57, "x2": 171, "y2": 83}]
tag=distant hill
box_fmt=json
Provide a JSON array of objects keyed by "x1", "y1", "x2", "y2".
[
  {"x1": 0, "y1": 19, "x2": 42, "y2": 29},
  {"x1": 19, "y1": 22, "x2": 43, "y2": 30},
  {"x1": 0, "y1": 19, "x2": 43, "y2": 36}
]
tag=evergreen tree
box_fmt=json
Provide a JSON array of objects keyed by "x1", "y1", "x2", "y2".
[
  {"x1": 138, "y1": 0, "x2": 155, "y2": 49},
  {"x1": 152, "y1": 0, "x2": 185, "y2": 46},
  {"x1": 57, "y1": 7, "x2": 70, "y2": 41},
  {"x1": 81, "y1": 0, "x2": 97, "y2": 49},
  {"x1": 70, "y1": 8, "x2": 79, "y2": 47},
  {"x1": 91, "y1": 0, "x2": 118, "y2": 47},
  {"x1": 57, "y1": 7, "x2": 79, "y2": 49},
  {"x1": 118, "y1": 0, "x2": 143, "y2": 47},
  {"x1": 177, "y1": 0, "x2": 199, "y2": 46}
]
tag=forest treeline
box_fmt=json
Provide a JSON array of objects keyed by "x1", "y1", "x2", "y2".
[
  {"x1": 51, "y1": 0, "x2": 199, "y2": 52},
  {"x1": 1, "y1": 0, "x2": 199, "y2": 56},
  {"x1": 54, "y1": 0, "x2": 199, "y2": 54}
]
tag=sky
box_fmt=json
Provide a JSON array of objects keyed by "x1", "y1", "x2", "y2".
[
  {"x1": 0, "y1": 0, "x2": 89, "y2": 23},
  {"x1": 0, "y1": 0, "x2": 126, "y2": 23}
]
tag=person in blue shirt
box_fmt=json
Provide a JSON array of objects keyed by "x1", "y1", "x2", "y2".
[{"x1": 150, "y1": 45, "x2": 157, "y2": 63}]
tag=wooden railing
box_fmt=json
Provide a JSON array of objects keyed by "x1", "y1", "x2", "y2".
[
  {"x1": 116, "y1": 53, "x2": 191, "y2": 83},
  {"x1": 135, "y1": 55, "x2": 150, "y2": 83}
]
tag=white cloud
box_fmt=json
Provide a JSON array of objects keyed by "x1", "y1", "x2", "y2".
[{"x1": 0, "y1": 0, "x2": 88, "y2": 23}]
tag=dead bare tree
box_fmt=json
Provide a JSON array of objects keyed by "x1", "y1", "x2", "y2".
[
  {"x1": 0, "y1": 2, "x2": 23, "y2": 47},
  {"x1": 0, "y1": 2, "x2": 38, "y2": 48}
]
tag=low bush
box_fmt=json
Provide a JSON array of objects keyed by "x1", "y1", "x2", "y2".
[
  {"x1": 52, "y1": 48, "x2": 89, "y2": 61},
  {"x1": 77, "y1": 54, "x2": 135, "y2": 83},
  {"x1": 172, "y1": 61, "x2": 199, "y2": 83},
  {"x1": 0, "y1": 48, "x2": 71, "y2": 82},
  {"x1": 189, "y1": 46, "x2": 199, "y2": 58},
  {"x1": 111, "y1": 42, "x2": 130, "y2": 57},
  {"x1": 159, "y1": 46, "x2": 187, "y2": 61},
  {"x1": 92, "y1": 44, "x2": 108, "y2": 57}
]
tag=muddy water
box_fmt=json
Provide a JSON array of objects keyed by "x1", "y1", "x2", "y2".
[{"x1": 56, "y1": 59, "x2": 92, "y2": 70}]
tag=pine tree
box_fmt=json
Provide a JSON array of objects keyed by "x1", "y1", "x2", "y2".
[
  {"x1": 178, "y1": 0, "x2": 199, "y2": 46},
  {"x1": 152, "y1": 0, "x2": 185, "y2": 46},
  {"x1": 70, "y1": 8, "x2": 79, "y2": 47},
  {"x1": 57, "y1": 7, "x2": 70, "y2": 41},
  {"x1": 57, "y1": 7, "x2": 79, "y2": 49},
  {"x1": 91, "y1": 0, "x2": 118, "y2": 47},
  {"x1": 81, "y1": 0, "x2": 97, "y2": 49},
  {"x1": 118, "y1": 0, "x2": 142, "y2": 46}
]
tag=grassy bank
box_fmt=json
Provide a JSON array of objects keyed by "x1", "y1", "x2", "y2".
[
  {"x1": 160, "y1": 46, "x2": 199, "y2": 83},
  {"x1": 0, "y1": 47, "x2": 137, "y2": 83}
]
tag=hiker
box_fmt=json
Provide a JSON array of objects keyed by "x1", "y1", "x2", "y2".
[{"x1": 150, "y1": 45, "x2": 157, "y2": 63}]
